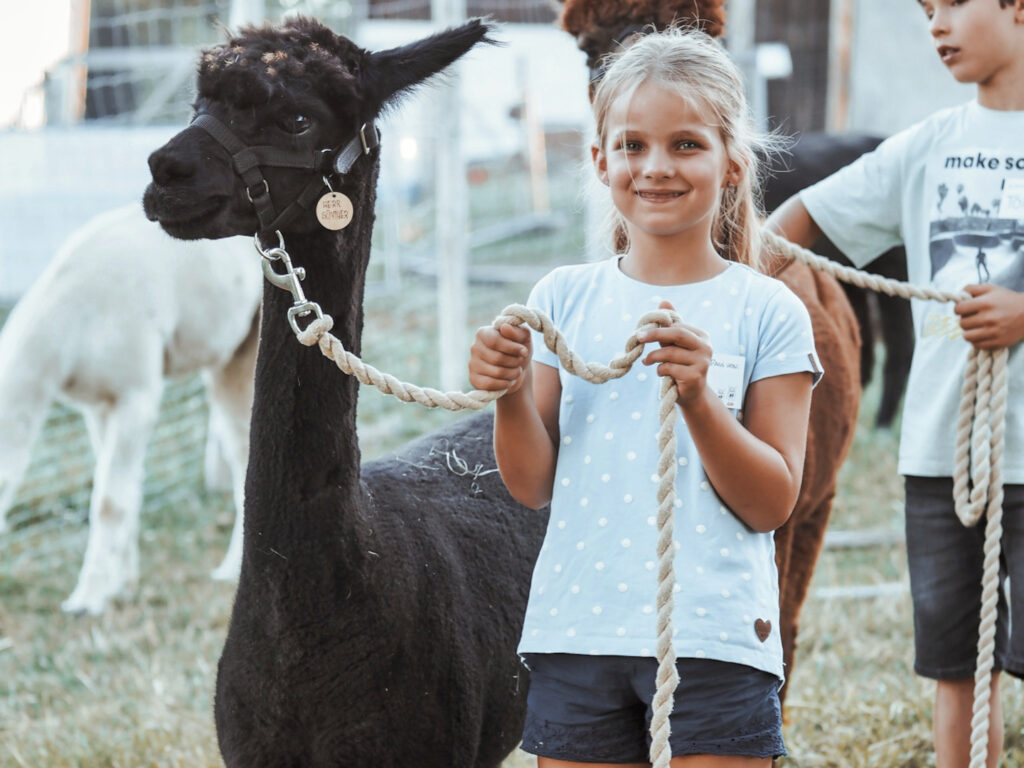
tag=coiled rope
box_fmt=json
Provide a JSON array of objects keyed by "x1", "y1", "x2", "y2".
[
  {"x1": 763, "y1": 230, "x2": 1008, "y2": 768},
  {"x1": 264, "y1": 228, "x2": 1009, "y2": 768}
]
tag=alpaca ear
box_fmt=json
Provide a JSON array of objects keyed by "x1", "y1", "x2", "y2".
[{"x1": 363, "y1": 19, "x2": 497, "y2": 114}]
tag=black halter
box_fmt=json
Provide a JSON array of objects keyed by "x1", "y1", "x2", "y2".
[{"x1": 191, "y1": 113, "x2": 381, "y2": 234}]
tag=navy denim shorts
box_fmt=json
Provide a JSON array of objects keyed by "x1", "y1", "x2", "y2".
[
  {"x1": 905, "y1": 476, "x2": 1024, "y2": 680},
  {"x1": 519, "y1": 653, "x2": 786, "y2": 763}
]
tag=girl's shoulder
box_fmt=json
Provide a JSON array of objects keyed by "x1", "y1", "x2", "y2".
[
  {"x1": 728, "y1": 262, "x2": 812, "y2": 321},
  {"x1": 725, "y1": 261, "x2": 794, "y2": 300},
  {"x1": 530, "y1": 258, "x2": 616, "y2": 301},
  {"x1": 539, "y1": 258, "x2": 613, "y2": 285}
]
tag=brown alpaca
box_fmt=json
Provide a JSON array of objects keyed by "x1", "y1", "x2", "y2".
[
  {"x1": 561, "y1": 0, "x2": 725, "y2": 82},
  {"x1": 558, "y1": 0, "x2": 862, "y2": 703}
]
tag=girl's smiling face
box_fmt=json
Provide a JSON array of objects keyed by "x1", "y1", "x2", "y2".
[{"x1": 593, "y1": 78, "x2": 741, "y2": 248}]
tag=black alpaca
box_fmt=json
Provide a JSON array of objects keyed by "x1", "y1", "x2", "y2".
[
  {"x1": 144, "y1": 19, "x2": 545, "y2": 767},
  {"x1": 761, "y1": 132, "x2": 914, "y2": 428}
]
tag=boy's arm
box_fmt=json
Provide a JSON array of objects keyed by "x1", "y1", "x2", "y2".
[
  {"x1": 765, "y1": 195, "x2": 824, "y2": 249},
  {"x1": 955, "y1": 285, "x2": 1024, "y2": 350}
]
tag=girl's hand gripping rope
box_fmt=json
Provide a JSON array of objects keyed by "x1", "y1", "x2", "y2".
[
  {"x1": 468, "y1": 322, "x2": 534, "y2": 395},
  {"x1": 635, "y1": 300, "x2": 713, "y2": 407}
]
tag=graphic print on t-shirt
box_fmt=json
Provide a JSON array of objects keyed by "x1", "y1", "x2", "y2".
[{"x1": 926, "y1": 148, "x2": 1024, "y2": 295}]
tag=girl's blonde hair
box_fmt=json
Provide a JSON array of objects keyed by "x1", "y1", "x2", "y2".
[{"x1": 591, "y1": 26, "x2": 779, "y2": 270}]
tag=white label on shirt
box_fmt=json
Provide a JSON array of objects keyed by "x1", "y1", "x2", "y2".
[
  {"x1": 707, "y1": 353, "x2": 745, "y2": 409},
  {"x1": 1000, "y1": 178, "x2": 1024, "y2": 221}
]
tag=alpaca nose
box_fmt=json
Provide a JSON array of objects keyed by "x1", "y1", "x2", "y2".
[{"x1": 148, "y1": 146, "x2": 196, "y2": 187}]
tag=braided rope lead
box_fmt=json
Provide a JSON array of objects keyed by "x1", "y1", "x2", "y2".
[
  {"x1": 968, "y1": 347, "x2": 1008, "y2": 768},
  {"x1": 282, "y1": 229, "x2": 1005, "y2": 766},
  {"x1": 650, "y1": 372, "x2": 681, "y2": 768},
  {"x1": 761, "y1": 229, "x2": 969, "y2": 305},
  {"x1": 762, "y1": 230, "x2": 1008, "y2": 766},
  {"x1": 297, "y1": 304, "x2": 681, "y2": 766}
]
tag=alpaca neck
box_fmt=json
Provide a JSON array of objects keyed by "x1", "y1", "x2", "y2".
[{"x1": 243, "y1": 186, "x2": 376, "y2": 566}]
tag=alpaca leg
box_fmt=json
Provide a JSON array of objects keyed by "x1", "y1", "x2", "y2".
[
  {"x1": 62, "y1": 388, "x2": 161, "y2": 615},
  {"x1": 777, "y1": 493, "x2": 835, "y2": 706},
  {"x1": 0, "y1": 395, "x2": 53, "y2": 533},
  {"x1": 0, "y1": 487, "x2": 10, "y2": 533},
  {"x1": 204, "y1": 319, "x2": 257, "y2": 582},
  {"x1": 772, "y1": 512, "x2": 797, "y2": 709},
  {"x1": 870, "y1": 248, "x2": 912, "y2": 428},
  {"x1": 81, "y1": 405, "x2": 112, "y2": 460},
  {"x1": 203, "y1": 410, "x2": 234, "y2": 493},
  {"x1": 874, "y1": 291, "x2": 914, "y2": 429},
  {"x1": 841, "y1": 285, "x2": 874, "y2": 389},
  {"x1": 0, "y1": 440, "x2": 34, "y2": 534}
]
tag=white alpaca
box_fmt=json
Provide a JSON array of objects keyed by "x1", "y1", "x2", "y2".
[{"x1": 0, "y1": 203, "x2": 261, "y2": 615}]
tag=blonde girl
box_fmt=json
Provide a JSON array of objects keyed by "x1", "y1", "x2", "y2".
[{"x1": 469, "y1": 27, "x2": 819, "y2": 768}]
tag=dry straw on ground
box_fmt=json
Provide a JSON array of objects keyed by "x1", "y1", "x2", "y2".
[{"x1": 4, "y1": 372, "x2": 1021, "y2": 768}]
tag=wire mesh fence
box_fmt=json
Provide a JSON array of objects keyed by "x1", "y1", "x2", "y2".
[
  {"x1": 0, "y1": 149, "x2": 587, "y2": 569},
  {"x1": 0, "y1": 0, "x2": 592, "y2": 596},
  {"x1": 2, "y1": 375, "x2": 210, "y2": 573}
]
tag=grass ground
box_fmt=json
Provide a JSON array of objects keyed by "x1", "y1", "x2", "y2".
[{"x1": 4, "y1": 361, "x2": 1021, "y2": 767}]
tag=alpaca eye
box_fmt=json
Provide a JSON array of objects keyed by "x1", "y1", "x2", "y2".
[{"x1": 278, "y1": 114, "x2": 311, "y2": 134}]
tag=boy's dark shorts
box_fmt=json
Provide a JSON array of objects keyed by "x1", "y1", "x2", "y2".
[
  {"x1": 905, "y1": 476, "x2": 1024, "y2": 680},
  {"x1": 519, "y1": 653, "x2": 786, "y2": 763}
]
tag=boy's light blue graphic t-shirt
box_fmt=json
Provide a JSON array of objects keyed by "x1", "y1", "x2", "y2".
[
  {"x1": 519, "y1": 257, "x2": 822, "y2": 680},
  {"x1": 802, "y1": 101, "x2": 1024, "y2": 482}
]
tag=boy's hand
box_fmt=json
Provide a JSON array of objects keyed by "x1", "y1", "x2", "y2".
[
  {"x1": 636, "y1": 300, "x2": 713, "y2": 406},
  {"x1": 468, "y1": 323, "x2": 533, "y2": 393},
  {"x1": 955, "y1": 284, "x2": 1024, "y2": 350}
]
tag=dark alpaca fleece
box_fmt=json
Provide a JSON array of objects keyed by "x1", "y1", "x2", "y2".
[
  {"x1": 144, "y1": 18, "x2": 545, "y2": 767},
  {"x1": 761, "y1": 133, "x2": 914, "y2": 429},
  {"x1": 555, "y1": 0, "x2": 868, "y2": 705}
]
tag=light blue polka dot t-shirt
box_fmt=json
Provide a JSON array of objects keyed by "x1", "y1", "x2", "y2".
[{"x1": 518, "y1": 257, "x2": 823, "y2": 681}]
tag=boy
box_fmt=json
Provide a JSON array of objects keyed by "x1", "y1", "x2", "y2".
[{"x1": 766, "y1": 1, "x2": 1024, "y2": 766}]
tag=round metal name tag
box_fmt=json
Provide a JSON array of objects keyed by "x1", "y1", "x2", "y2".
[{"x1": 316, "y1": 191, "x2": 354, "y2": 231}]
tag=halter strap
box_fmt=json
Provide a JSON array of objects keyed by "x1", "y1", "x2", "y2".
[{"x1": 190, "y1": 113, "x2": 379, "y2": 234}]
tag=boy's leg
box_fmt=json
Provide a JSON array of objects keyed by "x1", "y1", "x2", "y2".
[
  {"x1": 903, "y1": 477, "x2": 1014, "y2": 766},
  {"x1": 933, "y1": 675, "x2": 1002, "y2": 768}
]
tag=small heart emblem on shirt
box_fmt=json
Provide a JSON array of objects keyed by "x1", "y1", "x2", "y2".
[{"x1": 755, "y1": 618, "x2": 772, "y2": 642}]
